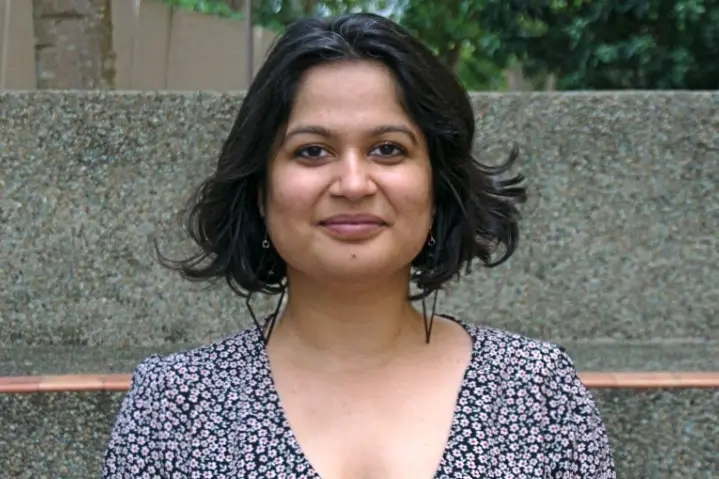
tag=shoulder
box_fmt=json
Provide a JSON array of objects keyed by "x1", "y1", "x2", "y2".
[
  {"x1": 128, "y1": 327, "x2": 264, "y2": 395},
  {"x1": 466, "y1": 322, "x2": 571, "y2": 372},
  {"x1": 463, "y1": 322, "x2": 588, "y2": 400},
  {"x1": 464, "y1": 322, "x2": 616, "y2": 474},
  {"x1": 102, "y1": 328, "x2": 266, "y2": 476}
]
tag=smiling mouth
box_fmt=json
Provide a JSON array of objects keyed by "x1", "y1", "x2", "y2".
[{"x1": 318, "y1": 216, "x2": 387, "y2": 239}]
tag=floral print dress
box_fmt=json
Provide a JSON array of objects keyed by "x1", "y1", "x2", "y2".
[{"x1": 101, "y1": 318, "x2": 616, "y2": 478}]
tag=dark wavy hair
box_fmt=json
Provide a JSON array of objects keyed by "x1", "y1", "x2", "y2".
[{"x1": 159, "y1": 12, "x2": 527, "y2": 302}]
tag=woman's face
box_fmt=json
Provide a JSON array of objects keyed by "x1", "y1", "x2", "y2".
[{"x1": 263, "y1": 60, "x2": 433, "y2": 286}]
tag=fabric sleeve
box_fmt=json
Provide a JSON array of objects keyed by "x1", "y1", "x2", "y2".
[
  {"x1": 101, "y1": 355, "x2": 168, "y2": 478},
  {"x1": 547, "y1": 347, "x2": 617, "y2": 479}
]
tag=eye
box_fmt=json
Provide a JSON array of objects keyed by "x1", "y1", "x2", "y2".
[
  {"x1": 294, "y1": 145, "x2": 330, "y2": 159},
  {"x1": 370, "y1": 143, "x2": 405, "y2": 157}
]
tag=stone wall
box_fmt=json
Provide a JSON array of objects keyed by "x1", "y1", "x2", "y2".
[{"x1": 1, "y1": 91, "x2": 717, "y2": 347}]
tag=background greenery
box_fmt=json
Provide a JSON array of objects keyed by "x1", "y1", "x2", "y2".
[{"x1": 162, "y1": 0, "x2": 719, "y2": 90}]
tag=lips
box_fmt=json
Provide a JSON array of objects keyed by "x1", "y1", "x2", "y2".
[
  {"x1": 318, "y1": 214, "x2": 387, "y2": 240},
  {"x1": 319, "y1": 214, "x2": 386, "y2": 226}
]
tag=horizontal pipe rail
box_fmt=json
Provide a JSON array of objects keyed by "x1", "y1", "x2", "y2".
[{"x1": 1, "y1": 372, "x2": 718, "y2": 394}]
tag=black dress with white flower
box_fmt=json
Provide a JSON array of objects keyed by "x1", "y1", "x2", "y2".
[{"x1": 102, "y1": 318, "x2": 616, "y2": 478}]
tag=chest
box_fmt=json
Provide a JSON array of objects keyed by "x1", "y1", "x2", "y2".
[
  {"x1": 165, "y1": 373, "x2": 556, "y2": 479},
  {"x1": 275, "y1": 362, "x2": 466, "y2": 479}
]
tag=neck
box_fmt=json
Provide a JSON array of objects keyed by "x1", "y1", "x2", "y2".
[{"x1": 270, "y1": 269, "x2": 425, "y2": 368}]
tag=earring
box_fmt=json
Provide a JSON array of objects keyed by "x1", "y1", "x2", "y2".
[
  {"x1": 421, "y1": 228, "x2": 438, "y2": 343},
  {"x1": 264, "y1": 286, "x2": 285, "y2": 343},
  {"x1": 421, "y1": 289, "x2": 439, "y2": 344},
  {"x1": 427, "y1": 234, "x2": 436, "y2": 247},
  {"x1": 246, "y1": 292, "x2": 262, "y2": 340},
  {"x1": 259, "y1": 233, "x2": 275, "y2": 278},
  {"x1": 246, "y1": 286, "x2": 286, "y2": 346}
]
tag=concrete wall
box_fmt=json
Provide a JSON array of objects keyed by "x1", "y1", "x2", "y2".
[
  {"x1": 1, "y1": 91, "x2": 717, "y2": 347},
  {"x1": 1, "y1": 90, "x2": 718, "y2": 478}
]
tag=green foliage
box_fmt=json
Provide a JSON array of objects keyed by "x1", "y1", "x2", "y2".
[
  {"x1": 162, "y1": 0, "x2": 245, "y2": 20},
  {"x1": 399, "y1": 0, "x2": 719, "y2": 90},
  {"x1": 254, "y1": 0, "x2": 393, "y2": 32},
  {"x1": 163, "y1": 0, "x2": 719, "y2": 90},
  {"x1": 474, "y1": 0, "x2": 719, "y2": 89},
  {"x1": 397, "y1": 0, "x2": 509, "y2": 90},
  {"x1": 457, "y1": 43, "x2": 508, "y2": 90}
]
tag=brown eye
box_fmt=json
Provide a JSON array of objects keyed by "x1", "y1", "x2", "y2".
[
  {"x1": 371, "y1": 143, "x2": 404, "y2": 157},
  {"x1": 295, "y1": 145, "x2": 329, "y2": 159}
]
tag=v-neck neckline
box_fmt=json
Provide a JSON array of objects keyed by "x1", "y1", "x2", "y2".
[{"x1": 256, "y1": 315, "x2": 481, "y2": 478}]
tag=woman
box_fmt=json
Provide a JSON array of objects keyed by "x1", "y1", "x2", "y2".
[{"x1": 102, "y1": 12, "x2": 615, "y2": 479}]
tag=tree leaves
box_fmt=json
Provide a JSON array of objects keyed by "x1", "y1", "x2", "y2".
[
  {"x1": 164, "y1": 0, "x2": 245, "y2": 19},
  {"x1": 164, "y1": 0, "x2": 719, "y2": 89},
  {"x1": 479, "y1": 0, "x2": 719, "y2": 89}
]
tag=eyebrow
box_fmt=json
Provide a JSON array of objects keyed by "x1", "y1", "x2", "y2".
[{"x1": 284, "y1": 124, "x2": 418, "y2": 146}]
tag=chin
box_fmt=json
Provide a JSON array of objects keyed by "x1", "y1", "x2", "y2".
[
  {"x1": 283, "y1": 238, "x2": 424, "y2": 285},
  {"x1": 311, "y1": 253, "x2": 412, "y2": 285},
  {"x1": 322, "y1": 258, "x2": 391, "y2": 277}
]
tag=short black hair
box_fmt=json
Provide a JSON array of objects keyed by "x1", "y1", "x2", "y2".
[{"x1": 158, "y1": 12, "x2": 527, "y2": 300}]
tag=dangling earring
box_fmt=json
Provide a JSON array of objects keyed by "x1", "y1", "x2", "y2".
[
  {"x1": 260, "y1": 233, "x2": 274, "y2": 277},
  {"x1": 265, "y1": 286, "x2": 285, "y2": 343},
  {"x1": 421, "y1": 229, "x2": 438, "y2": 344},
  {"x1": 421, "y1": 289, "x2": 439, "y2": 344},
  {"x1": 246, "y1": 291, "x2": 263, "y2": 341},
  {"x1": 249, "y1": 232, "x2": 279, "y2": 344},
  {"x1": 246, "y1": 286, "x2": 285, "y2": 346}
]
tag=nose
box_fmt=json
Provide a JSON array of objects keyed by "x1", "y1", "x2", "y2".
[{"x1": 329, "y1": 149, "x2": 377, "y2": 201}]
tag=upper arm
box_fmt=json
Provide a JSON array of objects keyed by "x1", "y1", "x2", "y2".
[
  {"x1": 101, "y1": 356, "x2": 168, "y2": 478},
  {"x1": 547, "y1": 347, "x2": 616, "y2": 479}
]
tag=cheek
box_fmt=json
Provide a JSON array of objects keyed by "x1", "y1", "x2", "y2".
[
  {"x1": 387, "y1": 167, "x2": 434, "y2": 223},
  {"x1": 264, "y1": 169, "x2": 318, "y2": 233},
  {"x1": 390, "y1": 182, "x2": 434, "y2": 261}
]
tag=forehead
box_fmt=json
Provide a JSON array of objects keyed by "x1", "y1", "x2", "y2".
[{"x1": 286, "y1": 60, "x2": 415, "y2": 130}]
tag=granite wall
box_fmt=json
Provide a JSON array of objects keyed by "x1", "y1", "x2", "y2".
[
  {"x1": 3, "y1": 389, "x2": 717, "y2": 478},
  {"x1": 1, "y1": 91, "x2": 717, "y2": 346}
]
